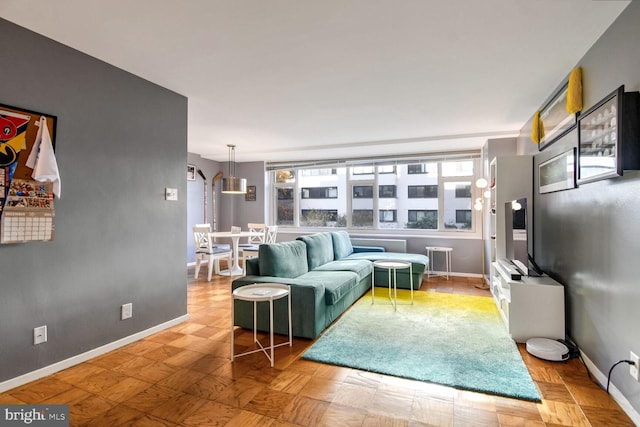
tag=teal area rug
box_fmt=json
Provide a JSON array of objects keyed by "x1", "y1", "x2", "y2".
[{"x1": 302, "y1": 290, "x2": 541, "y2": 402}]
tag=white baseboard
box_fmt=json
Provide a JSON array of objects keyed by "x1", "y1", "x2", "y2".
[
  {"x1": 0, "y1": 314, "x2": 190, "y2": 393},
  {"x1": 426, "y1": 271, "x2": 480, "y2": 279},
  {"x1": 580, "y1": 350, "x2": 640, "y2": 425}
]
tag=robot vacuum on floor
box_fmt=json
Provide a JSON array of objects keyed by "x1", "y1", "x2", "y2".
[{"x1": 526, "y1": 338, "x2": 570, "y2": 361}]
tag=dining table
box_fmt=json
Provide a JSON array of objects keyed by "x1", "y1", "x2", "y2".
[{"x1": 209, "y1": 230, "x2": 264, "y2": 276}]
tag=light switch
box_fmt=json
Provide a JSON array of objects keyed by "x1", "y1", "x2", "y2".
[{"x1": 165, "y1": 188, "x2": 178, "y2": 201}]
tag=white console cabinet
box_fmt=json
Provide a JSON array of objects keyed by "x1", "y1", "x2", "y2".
[{"x1": 491, "y1": 261, "x2": 565, "y2": 343}]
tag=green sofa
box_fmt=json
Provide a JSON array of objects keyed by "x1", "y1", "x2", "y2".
[{"x1": 231, "y1": 231, "x2": 429, "y2": 339}]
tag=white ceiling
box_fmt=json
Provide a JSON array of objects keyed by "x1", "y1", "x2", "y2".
[{"x1": 0, "y1": 0, "x2": 630, "y2": 163}]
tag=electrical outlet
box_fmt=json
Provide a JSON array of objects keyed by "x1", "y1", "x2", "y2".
[
  {"x1": 630, "y1": 351, "x2": 639, "y2": 381},
  {"x1": 34, "y1": 325, "x2": 47, "y2": 345},
  {"x1": 121, "y1": 303, "x2": 133, "y2": 320}
]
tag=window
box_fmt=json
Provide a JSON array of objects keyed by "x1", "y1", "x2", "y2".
[
  {"x1": 378, "y1": 185, "x2": 396, "y2": 198},
  {"x1": 300, "y1": 168, "x2": 336, "y2": 176},
  {"x1": 276, "y1": 188, "x2": 294, "y2": 225},
  {"x1": 444, "y1": 181, "x2": 472, "y2": 229},
  {"x1": 302, "y1": 187, "x2": 337, "y2": 199},
  {"x1": 408, "y1": 185, "x2": 438, "y2": 198},
  {"x1": 352, "y1": 165, "x2": 396, "y2": 175},
  {"x1": 269, "y1": 157, "x2": 480, "y2": 232},
  {"x1": 352, "y1": 209, "x2": 374, "y2": 227},
  {"x1": 442, "y1": 160, "x2": 473, "y2": 177},
  {"x1": 456, "y1": 209, "x2": 472, "y2": 226},
  {"x1": 353, "y1": 185, "x2": 373, "y2": 198},
  {"x1": 407, "y1": 210, "x2": 438, "y2": 229},
  {"x1": 352, "y1": 166, "x2": 374, "y2": 175},
  {"x1": 277, "y1": 188, "x2": 293, "y2": 200},
  {"x1": 379, "y1": 210, "x2": 397, "y2": 222},
  {"x1": 408, "y1": 164, "x2": 426, "y2": 174},
  {"x1": 276, "y1": 170, "x2": 294, "y2": 183},
  {"x1": 455, "y1": 184, "x2": 471, "y2": 198},
  {"x1": 408, "y1": 163, "x2": 437, "y2": 175}
]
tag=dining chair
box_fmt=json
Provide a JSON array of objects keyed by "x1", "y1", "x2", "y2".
[
  {"x1": 239, "y1": 223, "x2": 268, "y2": 271},
  {"x1": 239, "y1": 223, "x2": 266, "y2": 246},
  {"x1": 265, "y1": 225, "x2": 278, "y2": 243},
  {"x1": 193, "y1": 225, "x2": 233, "y2": 281}
]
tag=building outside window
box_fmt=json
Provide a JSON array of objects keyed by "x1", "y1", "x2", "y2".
[
  {"x1": 408, "y1": 185, "x2": 438, "y2": 198},
  {"x1": 455, "y1": 184, "x2": 471, "y2": 198},
  {"x1": 379, "y1": 209, "x2": 397, "y2": 223},
  {"x1": 268, "y1": 157, "x2": 479, "y2": 232},
  {"x1": 353, "y1": 185, "x2": 373, "y2": 198},
  {"x1": 302, "y1": 187, "x2": 338, "y2": 199},
  {"x1": 407, "y1": 210, "x2": 438, "y2": 229},
  {"x1": 456, "y1": 209, "x2": 472, "y2": 228},
  {"x1": 408, "y1": 163, "x2": 428, "y2": 174},
  {"x1": 379, "y1": 185, "x2": 396, "y2": 198}
]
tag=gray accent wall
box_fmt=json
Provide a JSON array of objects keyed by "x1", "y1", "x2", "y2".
[
  {"x1": 518, "y1": 2, "x2": 640, "y2": 415},
  {"x1": 0, "y1": 20, "x2": 188, "y2": 382}
]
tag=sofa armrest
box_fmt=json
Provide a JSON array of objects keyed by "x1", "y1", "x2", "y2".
[
  {"x1": 231, "y1": 276, "x2": 327, "y2": 339},
  {"x1": 353, "y1": 245, "x2": 386, "y2": 253},
  {"x1": 245, "y1": 257, "x2": 260, "y2": 275}
]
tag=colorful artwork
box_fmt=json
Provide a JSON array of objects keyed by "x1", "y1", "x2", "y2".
[{"x1": 0, "y1": 104, "x2": 57, "y2": 243}]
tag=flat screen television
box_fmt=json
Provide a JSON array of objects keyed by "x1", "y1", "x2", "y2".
[{"x1": 504, "y1": 197, "x2": 542, "y2": 276}]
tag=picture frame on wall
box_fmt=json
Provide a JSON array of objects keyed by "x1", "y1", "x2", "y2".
[
  {"x1": 187, "y1": 164, "x2": 196, "y2": 181},
  {"x1": 577, "y1": 85, "x2": 630, "y2": 185},
  {"x1": 538, "y1": 80, "x2": 576, "y2": 151},
  {"x1": 245, "y1": 185, "x2": 256, "y2": 201},
  {"x1": 539, "y1": 147, "x2": 576, "y2": 193}
]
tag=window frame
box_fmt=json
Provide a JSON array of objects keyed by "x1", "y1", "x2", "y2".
[{"x1": 268, "y1": 157, "x2": 482, "y2": 234}]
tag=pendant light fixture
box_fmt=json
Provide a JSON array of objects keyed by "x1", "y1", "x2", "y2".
[{"x1": 221, "y1": 144, "x2": 247, "y2": 194}]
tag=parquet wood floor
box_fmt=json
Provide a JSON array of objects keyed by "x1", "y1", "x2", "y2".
[{"x1": 1, "y1": 269, "x2": 635, "y2": 426}]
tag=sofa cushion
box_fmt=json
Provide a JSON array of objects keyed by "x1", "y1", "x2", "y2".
[
  {"x1": 331, "y1": 231, "x2": 354, "y2": 259},
  {"x1": 313, "y1": 259, "x2": 373, "y2": 282},
  {"x1": 297, "y1": 233, "x2": 334, "y2": 270},
  {"x1": 300, "y1": 270, "x2": 358, "y2": 305},
  {"x1": 258, "y1": 241, "x2": 309, "y2": 278},
  {"x1": 345, "y1": 251, "x2": 428, "y2": 270}
]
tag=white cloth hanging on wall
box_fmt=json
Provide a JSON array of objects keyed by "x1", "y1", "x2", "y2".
[{"x1": 25, "y1": 116, "x2": 61, "y2": 198}]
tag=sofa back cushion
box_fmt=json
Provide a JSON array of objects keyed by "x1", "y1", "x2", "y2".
[
  {"x1": 297, "y1": 233, "x2": 334, "y2": 270},
  {"x1": 258, "y1": 241, "x2": 309, "y2": 278},
  {"x1": 331, "y1": 231, "x2": 354, "y2": 260}
]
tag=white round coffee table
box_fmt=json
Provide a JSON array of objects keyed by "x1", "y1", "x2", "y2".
[
  {"x1": 231, "y1": 283, "x2": 292, "y2": 367},
  {"x1": 371, "y1": 260, "x2": 413, "y2": 310}
]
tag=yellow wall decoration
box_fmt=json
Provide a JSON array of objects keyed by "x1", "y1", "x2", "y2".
[
  {"x1": 566, "y1": 66, "x2": 583, "y2": 114},
  {"x1": 531, "y1": 110, "x2": 544, "y2": 144}
]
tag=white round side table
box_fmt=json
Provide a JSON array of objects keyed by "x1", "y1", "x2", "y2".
[
  {"x1": 425, "y1": 246, "x2": 453, "y2": 280},
  {"x1": 231, "y1": 283, "x2": 292, "y2": 367},
  {"x1": 371, "y1": 260, "x2": 413, "y2": 310}
]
